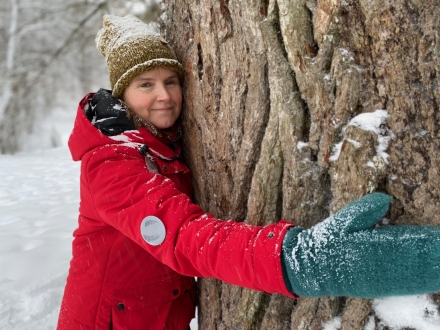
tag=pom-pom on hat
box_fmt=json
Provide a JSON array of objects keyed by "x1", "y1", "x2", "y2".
[{"x1": 96, "y1": 15, "x2": 184, "y2": 98}]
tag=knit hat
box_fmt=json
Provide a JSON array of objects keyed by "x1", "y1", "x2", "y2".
[{"x1": 96, "y1": 15, "x2": 184, "y2": 98}]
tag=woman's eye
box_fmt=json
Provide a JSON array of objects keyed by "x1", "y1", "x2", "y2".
[
  {"x1": 140, "y1": 82, "x2": 152, "y2": 88},
  {"x1": 166, "y1": 80, "x2": 178, "y2": 85}
]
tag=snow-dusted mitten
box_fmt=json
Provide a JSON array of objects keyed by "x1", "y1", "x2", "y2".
[{"x1": 281, "y1": 193, "x2": 440, "y2": 298}]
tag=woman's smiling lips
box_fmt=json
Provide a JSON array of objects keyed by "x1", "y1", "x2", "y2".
[{"x1": 152, "y1": 107, "x2": 174, "y2": 111}]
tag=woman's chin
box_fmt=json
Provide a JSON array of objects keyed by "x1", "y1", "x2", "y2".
[{"x1": 152, "y1": 121, "x2": 176, "y2": 130}]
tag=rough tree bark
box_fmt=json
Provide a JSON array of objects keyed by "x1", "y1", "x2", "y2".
[{"x1": 162, "y1": 0, "x2": 440, "y2": 329}]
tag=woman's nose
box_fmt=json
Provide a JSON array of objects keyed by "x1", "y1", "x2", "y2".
[{"x1": 156, "y1": 84, "x2": 171, "y2": 101}]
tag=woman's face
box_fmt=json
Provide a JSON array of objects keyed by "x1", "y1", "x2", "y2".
[{"x1": 123, "y1": 67, "x2": 182, "y2": 129}]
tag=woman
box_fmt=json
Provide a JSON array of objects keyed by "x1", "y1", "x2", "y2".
[{"x1": 57, "y1": 14, "x2": 440, "y2": 330}]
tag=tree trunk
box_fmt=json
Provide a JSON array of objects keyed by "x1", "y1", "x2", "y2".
[{"x1": 162, "y1": 0, "x2": 440, "y2": 329}]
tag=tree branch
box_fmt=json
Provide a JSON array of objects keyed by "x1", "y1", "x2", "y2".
[{"x1": 29, "y1": 0, "x2": 107, "y2": 84}]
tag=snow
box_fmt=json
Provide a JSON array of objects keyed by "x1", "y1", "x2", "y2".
[
  {"x1": 0, "y1": 141, "x2": 436, "y2": 330},
  {"x1": 373, "y1": 295, "x2": 440, "y2": 330},
  {"x1": 322, "y1": 296, "x2": 440, "y2": 330},
  {"x1": 329, "y1": 141, "x2": 343, "y2": 162},
  {"x1": 322, "y1": 316, "x2": 342, "y2": 330},
  {"x1": 346, "y1": 138, "x2": 361, "y2": 149},
  {"x1": 348, "y1": 109, "x2": 392, "y2": 164},
  {"x1": 0, "y1": 147, "x2": 78, "y2": 329},
  {"x1": 329, "y1": 109, "x2": 393, "y2": 163},
  {"x1": 96, "y1": 15, "x2": 160, "y2": 55},
  {"x1": 297, "y1": 141, "x2": 309, "y2": 150}
]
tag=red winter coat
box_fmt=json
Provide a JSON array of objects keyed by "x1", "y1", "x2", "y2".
[{"x1": 57, "y1": 93, "x2": 295, "y2": 330}]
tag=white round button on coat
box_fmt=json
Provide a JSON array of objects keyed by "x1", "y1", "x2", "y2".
[{"x1": 140, "y1": 216, "x2": 166, "y2": 246}]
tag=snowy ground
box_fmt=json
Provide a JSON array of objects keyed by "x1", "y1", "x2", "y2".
[
  {"x1": 0, "y1": 145, "x2": 439, "y2": 329},
  {"x1": 0, "y1": 148, "x2": 79, "y2": 329}
]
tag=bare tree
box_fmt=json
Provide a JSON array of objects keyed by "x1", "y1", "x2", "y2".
[
  {"x1": 0, "y1": 0, "x2": 161, "y2": 153},
  {"x1": 161, "y1": 0, "x2": 440, "y2": 329},
  {"x1": 0, "y1": 0, "x2": 104, "y2": 153}
]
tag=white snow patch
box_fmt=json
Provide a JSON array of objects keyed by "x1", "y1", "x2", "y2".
[
  {"x1": 108, "y1": 131, "x2": 144, "y2": 149},
  {"x1": 112, "y1": 103, "x2": 124, "y2": 111},
  {"x1": 96, "y1": 15, "x2": 160, "y2": 53},
  {"x1": 364, "y1": 315, "x2": 375, "y2": 330},
  {"x1": 0, "y1": 147, "x2": 79, "y2": 329},
  {"x1": 329, "y1": 109, "x2": 393, "y2": 163},
  {"x1": 95, "y1": 117, "x2": 117, "y2": 123},
  {"x1": 347, "y1": 110, "x2": 388, "y2": 133},
  {"x1": 297, "y1": 141, "x2": 309, "y2": 150},
  {"x1": 373, "y1": 295, "x2": 440, "y2": 330},
  {"x1": 329, "y1": 141, "x2": 343, "y2": 162},
  {"x1": 346, "y1": 138, "x2": 361, "y2": 148},
  {"x1": 322, "y1": 316, "x2": 342, "y2": 330},
  {"x1": 366, "y1": 160, "x2": 376, "y2": 169},
  {"x1": 348, "y1": 109, "x2": 391, "y2": 163},
  {"x1": 109, "y1": 133, "x2": 135, "y2": 142}
]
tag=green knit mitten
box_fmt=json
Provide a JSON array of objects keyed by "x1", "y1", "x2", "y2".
[{"x1": 282, "y1": 193, "x2": 440, "y2": 298}]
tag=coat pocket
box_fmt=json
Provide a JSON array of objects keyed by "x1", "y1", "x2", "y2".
[{"x1": 111, "y1": 275, "x2": 195, "y2": 330}]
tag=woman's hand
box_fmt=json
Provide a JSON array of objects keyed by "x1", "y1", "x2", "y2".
[{"x1": 282, "y1": 193, "x2": 440, "y2": 298}]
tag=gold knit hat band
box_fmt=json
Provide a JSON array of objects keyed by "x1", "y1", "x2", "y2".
[{"x1": 96, "y1": 15, "x2": 184, "y2": 98}]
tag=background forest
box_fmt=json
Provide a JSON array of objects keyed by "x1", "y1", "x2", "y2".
[{"x1": 0, "y1": 0, "x2": 160, "y2": 153}]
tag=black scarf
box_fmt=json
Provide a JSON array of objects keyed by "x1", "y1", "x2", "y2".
[
  {"x1": 85, "y1": 88, "x2": 135, "y2": 136},
  {"x1": 85, "y1": 89, "x2": 182, "y2": 150}
]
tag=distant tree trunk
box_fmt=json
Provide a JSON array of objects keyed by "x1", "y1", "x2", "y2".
[{"x1": 162, "y1": 0, "x2": 440, "y2": 329}]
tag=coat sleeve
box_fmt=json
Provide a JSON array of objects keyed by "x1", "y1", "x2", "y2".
[{"x1": 82, "y1": 145, "x2": 296, "y2": 298}]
